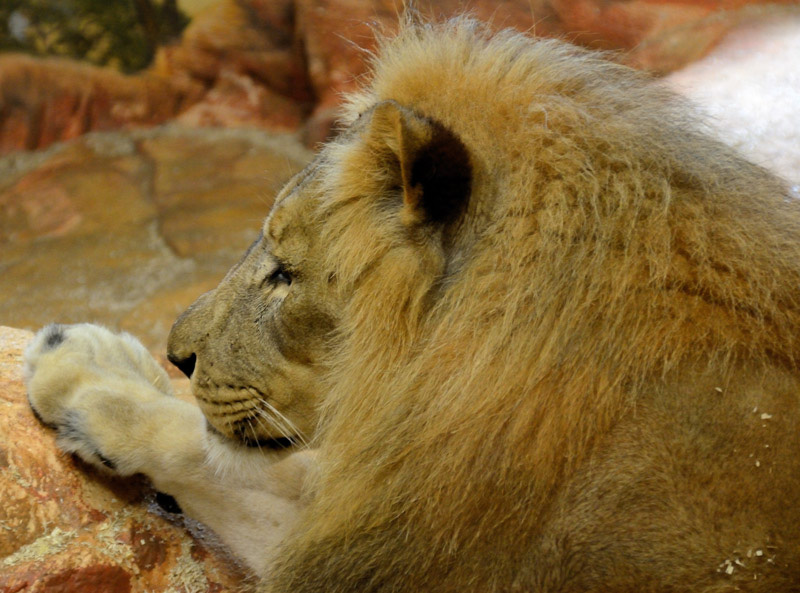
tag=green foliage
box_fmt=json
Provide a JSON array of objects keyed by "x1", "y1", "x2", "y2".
[{"x1": 0, "y1": 0, "x2": 189, "y2": 72}]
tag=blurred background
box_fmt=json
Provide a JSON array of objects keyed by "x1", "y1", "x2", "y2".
[{"x1": 0, "y1": 0, "x2": 799, "y2": 355}]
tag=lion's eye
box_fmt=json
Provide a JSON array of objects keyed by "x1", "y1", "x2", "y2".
[{"x1": 268, "y1": 267, "x2": 292, "y2": 286}]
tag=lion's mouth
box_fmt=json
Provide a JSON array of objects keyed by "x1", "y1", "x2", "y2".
[
  {"x1": 240, "y1": 434, "x2": 298, "y2": 450},
  {"x1": 205, "y1": 418, "x2": 299, "y2": 450}
]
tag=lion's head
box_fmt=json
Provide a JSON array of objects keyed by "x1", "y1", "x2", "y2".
[
  {"x1": 167, "y1": 95, "x2": 473, "y2": 448},
  {"x1": 165, "y1": 164, "x2": 339, "y2": 446},
  {"x1": 168, "y1": 18, "x2": 800, "y2": 591}
]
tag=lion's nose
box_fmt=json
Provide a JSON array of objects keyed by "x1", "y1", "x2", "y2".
[
  {"x1": 167, "y1": 289, "x2": 214, "y2": 379},
  {"x1": 168, "y1": 352, "x2": 196, "y2": 379}
]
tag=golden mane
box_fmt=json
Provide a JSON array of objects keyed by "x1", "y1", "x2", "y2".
[{"x1": 267, "y1": 18, "x2": 800, "y2": 591}]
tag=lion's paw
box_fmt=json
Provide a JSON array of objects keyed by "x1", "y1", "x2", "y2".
[{"x1": 24, "y1": 323, "x2": 174, "y2": 474}]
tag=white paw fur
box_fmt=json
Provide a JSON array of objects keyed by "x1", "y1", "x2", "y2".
[{"x1": 25, "y1": 323, "x2": 177, "y2": 474}]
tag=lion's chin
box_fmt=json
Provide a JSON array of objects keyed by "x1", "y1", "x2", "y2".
[{"x1": 204, "y1": 418, "x2": 298, "y2": 450}]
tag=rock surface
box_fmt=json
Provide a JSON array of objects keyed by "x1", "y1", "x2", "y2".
[
  {"x1": 0, "y1": 326, "x2": 250, "y2": 592},
  {"x1": 666, "y1": 11, "x2": 800, "y2": 185},
  {"x1": 0, "y1": 54, "x2": 204, "y2": 156},
  {"x1": 0, "y1": 125, "x2": 312, "y2": 354},
  {"x1": 2, "y1": 0, "x2": 798, "y2": 153}
]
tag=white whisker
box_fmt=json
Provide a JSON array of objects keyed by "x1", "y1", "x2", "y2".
[
  {"x1": 246, "y1": 416, "x2": 264, "y2": 453},
  {"x1": 255, "y1": 405, "x2": 306, "y2": 448},
  {"x1": 256, "y1": 399, "x2": 309, "y2": 448},
  {"x1": 240, "y1": 386, "x2": 310, "y2": 448},
  {"x1": 250, "y1": 411, "x2": 280, "y2": 446}
]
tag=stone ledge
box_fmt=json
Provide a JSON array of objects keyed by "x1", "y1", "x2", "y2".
[
  {"x1": 0, "y1": 326, "x2": 249, "y2": 593},
  {"x1": 0, "y1": 126, "x2": 312, "y2": 354}
]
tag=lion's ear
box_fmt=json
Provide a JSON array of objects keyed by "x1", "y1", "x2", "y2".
[{"x1": 366, "y1": 101, "x2": 472, "y2": 226}]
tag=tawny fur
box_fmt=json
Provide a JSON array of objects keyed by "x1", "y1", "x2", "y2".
[{"x1": 258, "y1": 19, "x2": 800, "y2": 592}]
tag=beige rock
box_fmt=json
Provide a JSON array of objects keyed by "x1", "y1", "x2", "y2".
[
  {"x1": 0, "y1": 326, "x2": 250, "y2": 592},
  {"x1": 0, "y1": 126, "x2": 312, "y2": 353}
]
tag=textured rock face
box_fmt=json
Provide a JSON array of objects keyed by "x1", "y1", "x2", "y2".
[
  {"x1": 0, "y1": 326, "x2": 250, "y2": 592},
  {"x1": 163, "y1": 0, "x2": 314, "y2": 131},
  {"x1": 0, "y1": 54, "x2": 204, "y2": 156},
  {"x1": 2, "y1": 0, "x2": 796, "y2": 153},
  {"x1": 0, "y1": 126, "x2": 312, "y2": 353}
]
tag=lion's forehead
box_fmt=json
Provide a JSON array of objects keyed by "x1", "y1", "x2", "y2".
[
  {"x1": 266, "y1": 159, "x2": 328, "y2": 242},
  {"x1": 263, "y1": 205, "x2": 310, "y2": 259}
]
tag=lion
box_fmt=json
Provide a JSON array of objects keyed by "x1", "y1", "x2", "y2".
[{"x1": 25, "y1": 16, "x2": 800, "y2": 592}]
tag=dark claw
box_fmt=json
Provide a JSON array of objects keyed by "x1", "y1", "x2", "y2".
[
  {"x1": 155, "y1": 491, "x2": 183, "y2": 514},
  {"x1": 43, "y1": 324, "x2": 67, "y2": 350}
]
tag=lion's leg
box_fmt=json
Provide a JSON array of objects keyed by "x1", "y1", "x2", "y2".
[
  {"x1": 24, "y1": 323, "x2": 307, "y2": 576},
  {"x1": 151, "y1": 435, "x2": 311, "y2": 576}
]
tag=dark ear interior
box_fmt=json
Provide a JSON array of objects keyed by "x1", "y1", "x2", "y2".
[
  {"x1": 410, "y1": 122, "x2": 472, "y2": 225},
  {"x1": 366, "y1": 101, "x2": 472, "y2": 226}
]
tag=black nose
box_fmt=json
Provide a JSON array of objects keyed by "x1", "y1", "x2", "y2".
[{"x1": 168, "y1": 352, "x2": 196, "y2": 379}]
